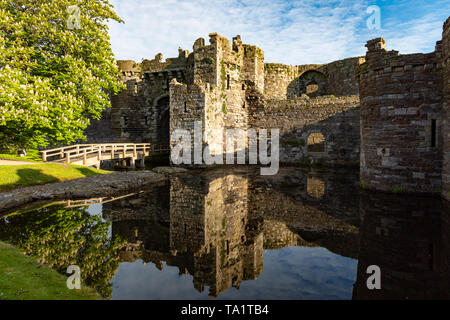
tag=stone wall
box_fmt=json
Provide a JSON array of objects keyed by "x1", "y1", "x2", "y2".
[
  {"x1": 263, "y1": 58, "x2": 361, "y2": 100},
  {"x1": 359, "y1": 38, "x2": 443, "y2": 194},
  {"x1": 87, "y1": 33, "x2": 363, "y2": 168},
  {"x1": 170, "y1": 34, "x2": 264, "y2": 164},
  {"x1": 443, "y1": 17, "x2": 450, "y2": 201},
  {"x1": 248, "y1": 96, "x2": 360, "y2": 165},
  {"x1": 86, "y1": 53, "x2": 188, "y2": 143}
]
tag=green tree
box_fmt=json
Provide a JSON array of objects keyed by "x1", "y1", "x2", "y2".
[{"x1": 0, "y1": 0, "x2": 125, "y2": 151}]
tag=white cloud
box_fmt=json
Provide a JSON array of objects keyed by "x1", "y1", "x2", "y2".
[
  {"x1": 107, "y1": 0, "x2": 447, "y2": 66},
  {"x1": 381, "y1": 14, "x2": 447, "y2": 54}
]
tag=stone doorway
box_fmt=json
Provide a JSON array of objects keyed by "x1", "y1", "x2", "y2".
[{"x1": 157, "y1": 97, "x2": 170, "y2": 143}]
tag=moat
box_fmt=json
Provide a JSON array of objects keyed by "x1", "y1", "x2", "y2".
[{"x1": 0, "y1": 167, "x2": 449, "y2": 300}]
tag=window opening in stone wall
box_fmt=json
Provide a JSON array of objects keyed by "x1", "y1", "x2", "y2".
[
  {"x1": 431, "y1": 119, "x2": 437, "y2": 148},
  {"x1": 144, "y1": 116, "x2": 149, "y2": 126},
  {"x1": 307, "y1": 133, "x2": 325, "y2": 154},
  {"x1": 184, "y1": 102, "x2": 187, "y2": 113},
  {"x1": 134, "y1": 83, "x2": 138, "y2": 94},
  {"x1": 227, "y1": 75, "x2": 231, "y2": 89},
  {"x1": 226, "y1": 240, "x2": 230, "y2": 255}
]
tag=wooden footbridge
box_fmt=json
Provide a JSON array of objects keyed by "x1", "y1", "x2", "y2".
[{"x1": 40, "y1": 143, "x2": 170, "y2": 169}]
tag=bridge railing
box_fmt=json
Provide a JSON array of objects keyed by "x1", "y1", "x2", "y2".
[{"x1": 40, "y1": 142, "x2": 170, "y2": 164}]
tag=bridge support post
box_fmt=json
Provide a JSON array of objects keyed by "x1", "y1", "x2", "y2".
[
  {"x1": 135, "y1": 157, "x2": 145, "y2": 168},
  {"x1": 129, "y1": 157, "x2": 136, "y2": 169}
]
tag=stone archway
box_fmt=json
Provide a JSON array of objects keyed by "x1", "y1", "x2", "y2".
[{"x1": 298, "y1": 70, "x2": 327, "y2": 98}]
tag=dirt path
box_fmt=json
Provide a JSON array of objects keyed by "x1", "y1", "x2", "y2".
[{"x1": 0, "y1": 160, "x2": 39, "y2": 165}]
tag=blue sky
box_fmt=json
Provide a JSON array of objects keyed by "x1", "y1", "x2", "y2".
[{"x1": 107, "y1": 0, "x2": 450, "y2": 65}]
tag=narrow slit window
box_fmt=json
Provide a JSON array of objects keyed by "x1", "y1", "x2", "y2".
[
  {"x1": 144, "y1": 116, "x2": 149, "y2": 126},
  {"x1": 226, "y1": 240, "x2": 230, "y2": 255},
  {"x1": 227, "y1": 75, "x2": 231, "y2": 89},
  {"x1": 431, "y1": 119, "x2": 437, "y2": 148},
  {"x1": 123, "y1": 116, "x2": 129, "y2": 127},
  {"x1": 184, "y1": 102, "x2": 187, "y2": 112}
]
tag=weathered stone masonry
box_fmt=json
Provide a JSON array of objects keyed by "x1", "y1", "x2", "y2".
[
  {"x1": 87, "y1": 52, "x2": 188, "y2": 143},
  {"x1": 359, "y1": 17, "x2": 450, "y2": 196},
  {"x1": 443, "y1": 17, "x2": 450, "y2": 201}
]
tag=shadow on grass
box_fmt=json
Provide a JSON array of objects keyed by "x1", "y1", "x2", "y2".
[
  {"x1": 75, "y1": 167, "x2": 103, "y2": 177},
  {"x1": 0, "y1": 166, "x2": 107, "y2": 192},
  {"x1": 15, "y1": 168, "x2": 59, "y2": 187}
]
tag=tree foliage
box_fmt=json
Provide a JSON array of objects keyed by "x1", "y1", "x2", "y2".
[{"x1": 0, "y1": 0, "x2": 125, "y2": 150}]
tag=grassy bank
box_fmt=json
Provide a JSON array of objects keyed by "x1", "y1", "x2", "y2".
[
  {"x1": 0, "y1": 149, "x2": 43, "y2": 162},
  {"x1": 0, "y1": 241, "x2": 100, "y2": 300},
  {"x1": 0, "y1": 163, "x2": 111, "y2": 192}
]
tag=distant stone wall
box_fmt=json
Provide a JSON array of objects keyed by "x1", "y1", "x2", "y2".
[
  {"x1": 443, "y1": 18, "x2": 450, "y2": 201},
  {"x1": 84, "y1": 108, "x2": 118, "y2": 143},
  {"x1": 264, "y1": 64, "x2": 317, "y2": 100},
  {"x1": 263, "y1": 58, "x2": 361, "y2": 100},
  {"x1": 86, "y1": 53, "x2": 188, "y2": 143},
  {"x1": 359, "y1": 38, "x2": 443, "y2": 194},
  {"x1": 248, "y1": 96, "x2": 360, "y2": 165}
]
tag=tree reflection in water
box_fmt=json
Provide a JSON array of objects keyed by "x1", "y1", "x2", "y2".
[{"x1": 0, "y1": 205, "x2": 124, "y2": 298}]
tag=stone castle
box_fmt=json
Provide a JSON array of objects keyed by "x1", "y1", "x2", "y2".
[{"x1": 86, "y1": 16, "x2": 450, "y2": 201}]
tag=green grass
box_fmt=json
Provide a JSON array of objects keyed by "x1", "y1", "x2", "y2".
[
  {"x1": 0, "y1": 163, "x2": 111, "y2": 192},
  {"x1": 0, "y1": 149, "x2": 43, "y2": 162},
  {"x1": 0, "y1": 241, "x2": 101, "y2": 300}
]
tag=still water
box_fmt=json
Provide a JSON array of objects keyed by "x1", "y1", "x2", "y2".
[{"x1": 0, "y1": 167, "x2": 449, "y2": 300}]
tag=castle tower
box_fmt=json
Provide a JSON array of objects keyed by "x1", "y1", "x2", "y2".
[
  {"x1": 442, "y1": 17, "x2": 450, "y2": 201},
  {"x1": 170, "y1": 34, "x2": 264, "y2": 165},
  {"x1": 359, "y1": 38, "x2": 443, "y2": 194}
]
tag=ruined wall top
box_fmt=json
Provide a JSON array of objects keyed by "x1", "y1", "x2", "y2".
[
  {"x1": 444, "y1": 16, "x2": 450, "y2": 32},
  {"x1": 117, "y1": 60, "x2": 140, "y2": 73},
  {"x1": 141, "y1": 49, "x2": 189, "y2": 73}
]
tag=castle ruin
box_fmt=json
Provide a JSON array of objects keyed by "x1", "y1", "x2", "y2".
[{"x1": 86, "y1": 16, "x2": 450, "y2": 201}]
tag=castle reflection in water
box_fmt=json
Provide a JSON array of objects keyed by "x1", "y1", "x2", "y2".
[
  {"x1": 1, "y1": 167, "x2": 449, "y2": 299},
  {"x1": 101, "y1": 167, "x2": 449, "y2": 299}
]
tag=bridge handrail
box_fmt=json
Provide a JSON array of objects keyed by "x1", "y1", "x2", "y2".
[{"x1": 40, "y1": 142, "x2": 168, "y2": 162}]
